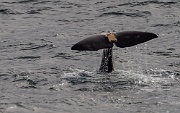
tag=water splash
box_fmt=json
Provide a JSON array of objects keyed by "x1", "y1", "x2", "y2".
[{"x1": 58, "y1": 67, "x2": 179, "y2": 92}]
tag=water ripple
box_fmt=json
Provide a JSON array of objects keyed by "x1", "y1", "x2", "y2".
[
  {"x1": 148, "y1": 51, "x2": 180, "y2": 58},
  {"x1": 99, "y1": 10, "x2": 151, "y2": 17},
  {"x1": 0, "y1": 9, "x2": 21, "y2": 15},
  {"x1": 15, "y1": 56, "x2": 41, "y2": 60},
  {"x1": 17, "y1": 0, "x2": 38, "y2": 4},
  {"x1": 118, "y1": 1, "x2": 177, "y2": 7},
  {"x1": 21, "y1": 44, "x2": 55, "y2": 50}
]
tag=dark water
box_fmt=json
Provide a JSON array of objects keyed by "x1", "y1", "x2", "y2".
[{"x1": 0, "y1": 0, "x2": 180, "y2": 113}]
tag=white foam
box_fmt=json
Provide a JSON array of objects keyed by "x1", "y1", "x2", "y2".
[
  {"x1": 62, "y1": 68, "x2": 93, "y2": 79},
  {"x1": 115, "y1": 68, "x2": 177, "y2": 90}
]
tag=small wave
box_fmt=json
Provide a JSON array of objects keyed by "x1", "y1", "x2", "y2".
[
  {"x1": 15, "y1": 56, "x2": 41, "y2": 60},
  {"x1": 151, "y1": 21, "x2": 180, "y2": 27},
  {"x1": 168, "y1": 62, "x2": 180, "y2": 68},
  {"x1": 147, "y1": 51, "x2": 180, "y2": 58},
  {"x1": 21, "y1": 44, "x2": 55, "y2": 50},
  {"x1": 118, "y1": 1, "x2": 177, "y2": 7},
  {"x1": 99, "y1": 10, "x2": 151, "y2": 17},
  {"x1": 26, "y1": 10, "x2": 41, "y2": 14},
  {"x1": 53, "y1": 53, "x2": 74, "y2": 60},
  {"x1": 0, "y1": 9, "x2": 21, "y2": 15},
  {"x1": 17, "y1": 0, "x2": 38, "y2": 4},
  {"x1": 151, "y1": 24, "x2": 170, "y2": 27},
  {"x1": 26, "y1": 7, "x2": 52, "y2": 14}
]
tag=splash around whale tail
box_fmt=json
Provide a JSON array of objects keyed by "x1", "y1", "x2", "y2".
[{"x1": 71, "y1": 31, "x2": 158, "y2": 73}]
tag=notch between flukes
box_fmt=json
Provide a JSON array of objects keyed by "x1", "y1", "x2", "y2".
[{"x1": 101, "y1": 32, "x2": 117, "y2": 42}]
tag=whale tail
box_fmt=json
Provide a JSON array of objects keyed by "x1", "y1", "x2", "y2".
[{"x1": 71, "y1": 31, "x2": 158, "y2": 73}]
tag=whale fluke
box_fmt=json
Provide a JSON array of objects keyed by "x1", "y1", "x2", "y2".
[
  {"x1": 71, "y1": 31, "x2": 158, "y2": 51},
  {"x1": 71, "y1": 35, "x2": 113, "y2": 51},
  {"x1": 71, "y1": 31, "x2": 158, "y2": 73},
  {"x1": 115, "y1": 31, "x2": 158, "y2": 48}
]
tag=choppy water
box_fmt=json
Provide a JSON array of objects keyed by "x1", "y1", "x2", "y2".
[{"x1": 0, "y1": 0, "x2": 180, "y2": 113}]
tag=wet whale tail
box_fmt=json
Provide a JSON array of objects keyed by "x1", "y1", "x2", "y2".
[
  {"x1": 71, "y1": 31, "x2": 158, "y2": 73},
  {"x1": 99, "y1": 48, "x2": 114, "y2": 73}
]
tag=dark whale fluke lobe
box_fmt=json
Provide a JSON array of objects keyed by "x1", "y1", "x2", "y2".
[
  {"x1": 115, "y1": 31, "x2": 158, "y2": 48},
  {"x1": 71, "y1": 35, "x2": 113, "y2": 51},
  {"x1": 71, "y1": 31, "x2": 158, "y2": 73}
]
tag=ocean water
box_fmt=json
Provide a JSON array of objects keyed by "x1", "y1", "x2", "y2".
[{"x1": 0, "y1": 0, "x2": 180, "y2": 113}]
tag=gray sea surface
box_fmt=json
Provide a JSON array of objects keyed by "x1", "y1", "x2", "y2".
[{"x1": 0, "y1": 0, "x2": 180, "y2": 113}]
